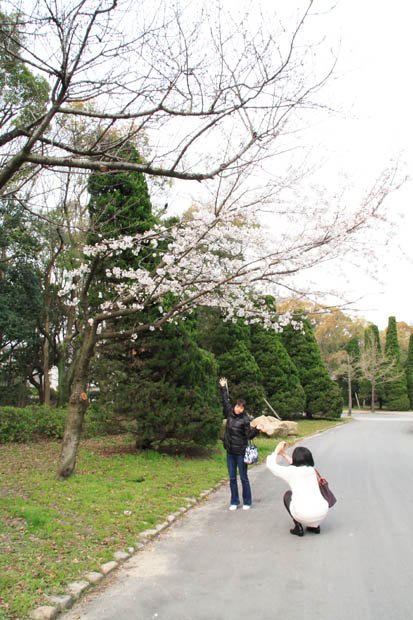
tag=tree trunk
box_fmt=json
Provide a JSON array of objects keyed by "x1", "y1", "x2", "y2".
[
  {"x1": 57, "y1": 345, "x2": 73, "y2": 406},
  {"x1": 371, "y1": 380, "x2": 376, "y2": 412},
  {"x1": 57, "y1": 324, "x2": 96, "y2": 479},
  {"x1": 57, "y1": 307, "x2": 76, "y2": 406},
  {"x1": 42, "y1": 269, "x2": 52, "y2": 405},
  {"x1": 347, "y1": 354, "x2": 352, "y2": 416},
  {"x1": 43, "y1": 323, "x2": 51, "y2": 405}
]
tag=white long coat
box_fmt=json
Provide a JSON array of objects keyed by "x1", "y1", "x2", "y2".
[{"x1": 266, "y1": 453, "x2": 329, "y2": 527}]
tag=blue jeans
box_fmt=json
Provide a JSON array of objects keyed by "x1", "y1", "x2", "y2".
[{"x1": 226, "y1": 452, "x2": 252, "y2": 506}]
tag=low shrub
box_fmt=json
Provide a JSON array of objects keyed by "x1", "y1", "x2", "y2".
[
  {"x1": 0, "y1": 405, "x2": 66, "y2": 442},
  {"x1": 0, "y1": 403, "x2": 116, "y2": 443}
]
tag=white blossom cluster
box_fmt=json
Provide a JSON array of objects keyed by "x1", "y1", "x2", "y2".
[
  {"x1": 58, "y1": 167, "x2": 390, "y2": 335},
  {"x1": 58, "y1": 204, "x2": 297, "y2": 331}
]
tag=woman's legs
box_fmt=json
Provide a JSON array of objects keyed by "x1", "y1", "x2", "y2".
[
  {"x1": 226, "y1": 453, "x2": 252, "y2": 507},
  {"x1": 226, "y1": 452, "x2": 240, "y2": 506},
  {"x1": 236, "y1": 455, "x2": 252, "y2": 506},
  {"x1": 283, "y1": 490, "x2": 304, "y2": 536}
]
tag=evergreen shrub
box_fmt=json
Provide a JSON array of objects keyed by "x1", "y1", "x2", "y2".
[
  {"x1": 96, "y1": 320, "x2": 223, "y2": 450},
  {"x1": 406, "y1": 334, "x2": 413, "y2": 409},
  {"x1": 281, "y1": 316, "x2": 343, "y2": 419},
  {"x1": 0, "y1": 405, "x2": 66, "y2": 442},
  {"x1": 384, "y1": 316, "x2": 410, "y2": 411},
  {"x1": 196, "y1": 309, "x2": 266, "y2": 415},
  {"x1": 217, "y1": 341, "x2": 266, "y2": 416},
  {"x1": 250, "y1": 325, "x2": 305, "y2": 418},
  {"x1": 0, "y1": 404, "x2": 115, "y2": 443}
]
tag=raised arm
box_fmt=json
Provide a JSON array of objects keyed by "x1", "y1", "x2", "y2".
[
  {"x1": 279, "y1": 443, "x2": 292, "y2": 464},
  {"x1": 266, "y1": 441, "x2": 294, "y2": 481},
  {"x1": 219, "y1": 377, "x2": 233, "y2": 418}
]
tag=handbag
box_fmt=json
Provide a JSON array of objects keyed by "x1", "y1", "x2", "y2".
[
  {"x1": 244, "y1": 442, "x2": 259, "y2": 464},
  {"x1": 315, "y1": 469, "x2": 337, "y2": 508}
]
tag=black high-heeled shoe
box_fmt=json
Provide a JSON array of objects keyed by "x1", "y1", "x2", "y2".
[
  {"x1": 290, "y1": 523, "x2": 304, "y2": 537},
  {"x1": 306, "y1": 526, "x2": 320, "y2": 534}
]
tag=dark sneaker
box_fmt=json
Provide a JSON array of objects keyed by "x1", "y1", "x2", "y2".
[{"x1": 290, "y1": 523, "x2": 304, "y2": 537}]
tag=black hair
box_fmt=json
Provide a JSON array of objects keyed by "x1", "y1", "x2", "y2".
[
  {"x1": 291, "y1": 446, "x2": 314, "y2": 467},
  {"x1": 234, "y1": 399, "x2": 246, "y2": 408}
]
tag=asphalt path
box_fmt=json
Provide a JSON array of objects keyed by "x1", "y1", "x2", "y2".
[{"x1": 62, "y1": 412, "x2": 413, "y2": 620}]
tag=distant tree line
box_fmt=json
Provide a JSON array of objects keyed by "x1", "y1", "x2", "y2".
[{"x1": 293, "y1": 303, "x2": 413, "y2": 413}]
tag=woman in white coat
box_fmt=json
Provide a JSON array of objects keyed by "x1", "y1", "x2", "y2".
[{"x1": 266, "y1": 441, "x2": 329, "y2": 537}]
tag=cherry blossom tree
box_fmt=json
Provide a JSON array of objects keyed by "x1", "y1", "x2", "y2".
[
  {"x1": 56, "y1": 166, "x2": 394, "y2": 478},
  {"x1": 0, "y1": 0, "x2": 400, "y2": 476},
  {"x1": 0, "y1": 0, "x2": 330, "y2": 193}
]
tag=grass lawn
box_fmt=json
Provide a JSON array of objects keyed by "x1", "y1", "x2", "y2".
[{"x1": 0, "y1": 418, "x2": 346, "y2": 619}]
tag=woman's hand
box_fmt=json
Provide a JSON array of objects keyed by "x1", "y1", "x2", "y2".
[
  {"x1": 219, "y1": 377, "x2": 227, "y2": 388},
  {"x1": 275, "y1": 440, "x2": 288, "y2": 454}
]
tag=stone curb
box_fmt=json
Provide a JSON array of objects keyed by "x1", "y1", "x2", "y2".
[{"x1": 29, "y1": 480, "x2": 227, "y2": 620}]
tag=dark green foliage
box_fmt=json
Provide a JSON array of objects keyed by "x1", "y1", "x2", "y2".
[
  {"x1": 0, "y1": 11, "x2": 49, "y2": 129},
  {"x1": 366, "y1": 323, "x2": 381, "y2": 350},
  {"x1": 0, "y1": 203, "x2": 43, "y2": 348},
  {"x1": 0, "y1": 198, "x2": 44, "y2": 331},
  {"x1": 0, "y1": 262, "x2": 42, "y2": 347},
  {"x1": 0, "y1": 201, "x2": 44, "y2": 404},
  {"x1": 250, "y1": 324, "x2": 305, "y2": 418},
  {"x1": 383, "y1": 316, "x2": 410, "y2": 411},
  {"x1": 406, "y1": 334, "x2": 413, "y2": 409},
  {"x1": 0, "y1": 201, "x2": 43, "y2": 266},
  {"x1": 0, "y1": 200, "x2": 73, "y2": 405},
  {"x1": 281, "y1": 316, "x2": 343, "y2": 419},
  {"x1": 93, "y1": 319, "x2": 222, "y2": 450},
  {"x1": 86, "y1": 161, "x2": 224, "y2": 448},
  {"x1": 86, "y1": 144, "x2": 157, "y2": 310},
  {"x1": 196, "y1": 307, "x2": 251, "y2": 357},
  {"x1": 0, "y1": 404, "x2": 114, "y2": 442},
  {"x1": 0, "y1": 405, "x2": 65, "y2": 442},
  {"x1": 196, "y1": 308, "x2": 265, "y2": 415},
  {"x1": 217, "y1": 341, "x2": 265, "y2": 415},
  {"x1": 87, "y1": 144, "x2": 156, "y2": 241},
  {"x1": 384, "y1": 316, "x2": 400, "y2": 361},
  {"x1": 383, "y1": 373, "x2": 410, "y2": 410},
  {"x1": 345, "y1": 336, "x2": 361, "y2": 359}
]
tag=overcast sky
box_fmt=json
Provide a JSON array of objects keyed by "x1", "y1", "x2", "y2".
[{"x1": 302, "y1": 0, "x2": 413, "y2": 329}]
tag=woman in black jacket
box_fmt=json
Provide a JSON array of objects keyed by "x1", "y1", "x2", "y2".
[{"x1": 219, "y1": 377, "x2": 262, "y2": 510}]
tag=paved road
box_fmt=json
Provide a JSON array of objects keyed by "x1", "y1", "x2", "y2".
[{"x1": 62, "y1": 412, "x2": 413, "y2": 620}]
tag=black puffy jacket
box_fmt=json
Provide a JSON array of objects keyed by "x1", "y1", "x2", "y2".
[{"x1": 220, "y1": 386, "x2": 258, "y2": 456}]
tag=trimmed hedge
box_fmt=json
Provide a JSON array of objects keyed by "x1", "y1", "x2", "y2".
[{"x1": 0, "y1": 403, "x2": 113, "y2": 443}]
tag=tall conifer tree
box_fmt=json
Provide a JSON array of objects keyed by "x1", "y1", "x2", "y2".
[
  {"x1": 87, "y1": 155, "x2": 223, "y2": 448},
  {"x1": 87, "y1": 144, "x2": 155, "y2": 240},
  {"x1": 383, "y1": 317, "x2": 410, "y2": 410},
  {"x1": 343, "y1": 335, "x2": 362, "y2": 412},
  {"x1": 196, "y1": 308, "x2": 265, "y2": 415},
  {"x1": 250, "y1": 324, "x2": 305, "y2": 418},
  {"x1": 406, "y1": 334, "x2": 413, "y2": 410},
  {"x1": 280, "y1": 316, "x2": 343, "y2": 419},
  {"x1": 217, "y1": 341, "x2": 266, "y2": 416}
]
